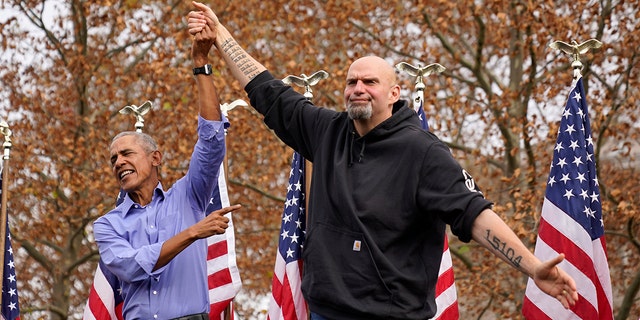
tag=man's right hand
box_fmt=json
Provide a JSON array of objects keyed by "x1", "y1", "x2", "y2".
[
  {"x1": 188, "y1": 2, "x2": 221, "y2": 37},
  {"x1": 194, "y1": 204, "x2": 241, "y2": 239},
  {"x1": 188, "y1": 1, "x2": 219, "y2": 66},
  {"x1": 154, "y1": 204, "x2": 241, "y2": 271}
]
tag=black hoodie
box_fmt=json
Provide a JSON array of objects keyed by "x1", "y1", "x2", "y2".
[{"x1": 246, "y1": 71, "x2": 492, "y2": 319}]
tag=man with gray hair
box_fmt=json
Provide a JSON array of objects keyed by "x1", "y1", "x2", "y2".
[{"x1": 93, "y1": 6, "x2": 241, "y2": 319}]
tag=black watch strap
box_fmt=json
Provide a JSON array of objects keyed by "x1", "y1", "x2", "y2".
[{"x1": 193, "y1": 64, "x2": 213, "y2": 75}]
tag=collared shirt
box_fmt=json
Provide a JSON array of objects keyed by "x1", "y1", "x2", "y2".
[{"x1": 94, "y1": 115, "x2": 228, "y2": 320}]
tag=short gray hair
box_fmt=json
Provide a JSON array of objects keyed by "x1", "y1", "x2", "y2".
[{"x1": 111, "y1": 131, "x2": 158, "y2": 153}]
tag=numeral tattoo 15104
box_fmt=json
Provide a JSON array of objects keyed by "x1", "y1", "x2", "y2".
[{"x1": 485, "y1": 229, "x2": 522, "y2": 268}]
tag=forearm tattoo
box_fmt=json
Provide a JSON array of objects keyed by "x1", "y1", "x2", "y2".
[
  {"x1": 220, "y1": 38, "x2": 261, "y2": 80},
  {"x1": 485, "y1": 229, "x2": 523, "y2": 268}
]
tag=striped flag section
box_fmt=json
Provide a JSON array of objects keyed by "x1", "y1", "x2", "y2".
[
  {"x1": 267, "y1": 152, "x2": 307, "y2": 320},
  {"x1": 522, "y1": 77, "x2": 613, "y2": 319},
  {"x1": 83, "y1": 163, "x2": 240, "y2": 320},
  {"x1": 417, "y1": 99, "x2": 459, "y2": 319},
  {"x1": 82, "y1": 260, "x2": 123, "y2": 320},
  {"x1": 206, "y1": 166, "x2": 242, "y2": 319},
  {"x1": 433, "y1": 236, "x2": 459, "y2": 319}
]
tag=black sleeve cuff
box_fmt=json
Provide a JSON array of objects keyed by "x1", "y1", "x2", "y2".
[{"x1": 244, "y1": 70, "x2": 274, "y2": 94}]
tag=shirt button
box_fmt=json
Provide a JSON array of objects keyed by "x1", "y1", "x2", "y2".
[
  {"x1": 153, "y1": 290, "x2": 157, "y2": 295},
  {"x1": 153, "y1": 315, "x2": 158, "y2": 319},
  {"x1": 150, "y1": 225, "x2": 154, "y2": 229}
]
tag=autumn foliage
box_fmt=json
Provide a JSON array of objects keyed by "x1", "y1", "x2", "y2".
[{"x1": 0, "y1": 0, "x2": 638, "y2": 319}]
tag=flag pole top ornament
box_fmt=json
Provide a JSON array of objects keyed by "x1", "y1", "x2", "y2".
[
  {"x1": 548, "y1": 39, "x2": 603, "y2": 80},
  {"x1": 395, "y1": 62, "x2": 446, "y2": 91},
  {"x1": 395, "y1": 62, "x2": 446, "y2": 113},
  {"x1": 118, "y1": 98, "x2": 246, "y2": 134},
  {"x1": 119, "y1": 101, "x2": 152, "y2": 133},
  {"x1": 0, "y1": 121, "x2": 11, "y2": 161},
  {"x1": 282, "y1": 70, "x2": 330, "y2": 101}
]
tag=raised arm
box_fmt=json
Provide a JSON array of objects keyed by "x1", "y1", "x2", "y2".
[
  {"x1": 152, "y1": 5, "x2": 239, "y2": 271},
  {"x1": 187, "y1": 1, "x2": 266, "y2": 88},
  {"x1": 471, "y1": 208, "x2": 579, "y2": 309},
  {"x1": 190, "y1": 2, "x2": 222, "y2": 121}
]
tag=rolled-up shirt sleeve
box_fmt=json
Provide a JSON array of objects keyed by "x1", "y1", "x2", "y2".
[{"x1": 94, "y1": 215, "x2": 164, "y2": 282}]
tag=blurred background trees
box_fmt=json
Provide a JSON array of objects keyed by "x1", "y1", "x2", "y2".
[{"x1": 0, "y1": 0, "x2": 638, "y2": 318}]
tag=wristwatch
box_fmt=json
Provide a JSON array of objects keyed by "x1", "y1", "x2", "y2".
[{"x1": 193, "y1": 64, "x2": 213, "y2": 75}]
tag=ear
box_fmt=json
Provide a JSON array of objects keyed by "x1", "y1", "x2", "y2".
[
  {"x1": 151, "y1": 150, "x2": 162, "y2": 167},
  {"x1": 389, "y1": 84, "x2": 401, "y2": 104}
]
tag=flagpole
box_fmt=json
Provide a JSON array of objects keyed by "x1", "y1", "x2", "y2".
[
  {"x1": 220, "y1": 99, "x2": 245, "y2": 320},
  {"x1": 0, "y1": 121, "x2": 13, "y2": 307},
  {"x1": 223, "y1": 110, "x2": 230, "y2": 320},
  {"x1": 282, "y1": 70, "x2": 330, "y2": 210}
]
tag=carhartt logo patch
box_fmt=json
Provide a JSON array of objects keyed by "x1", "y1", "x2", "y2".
[{"x1": 353, "y1": 240, "x2": 361, "y2": 251}]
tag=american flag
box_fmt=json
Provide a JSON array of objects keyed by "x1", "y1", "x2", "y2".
[
  {"x1": 0, "y1": 168, "x2": 20, "y2": 320},
  {"x1": 267, "y1": 151, "x2": 307, "y2": 320},
  {"x1": 522, "y1": 77, "x2": 613, "y2": 319},
  {"x1": 205, "y1": 164, "x2": 242, "y2": 319},
  {"x1": 416, "y1": 97, "x2": 430, "y2": 131},
  {"x1": 83, "y1": 163, "x2": 241, "y2": 320},
  {"x1": 416, "y1": 99, "x2": 459, "y2": 320},
  {"x1": 82, "y1": 260, "x2": 123, "y2": 320}
]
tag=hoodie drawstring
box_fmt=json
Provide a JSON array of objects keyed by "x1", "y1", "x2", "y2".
[
  {"x1": 358, "y1": 139, "x2": 365, "y2": 163},
  {"x1": 348, "y1": 131, "x2": 355, "y2": 167},
  {"x1": 348, "y1": 131, "x2": 365, "y2": 167}
]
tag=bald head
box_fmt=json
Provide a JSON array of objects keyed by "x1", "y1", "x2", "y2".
[{"x1": 347, "y1": 56, "x2": 398, "y2": 86}]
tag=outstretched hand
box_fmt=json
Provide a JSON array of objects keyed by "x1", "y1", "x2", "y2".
[
  {"x1": 153, "y1": 204, "x2": 241, "y2": 271},
  {"x1": 533, "y1": 253, "x2": 579, "y2": 309},
  {"x1": 193, "y1": 204, "x2": 241, "y2": 239}
]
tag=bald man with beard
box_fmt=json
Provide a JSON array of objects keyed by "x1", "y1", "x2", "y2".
[{"x1": 187, "y1": 2, "x2": 579, "y2": 319}]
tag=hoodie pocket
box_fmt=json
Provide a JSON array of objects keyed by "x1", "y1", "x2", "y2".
[{"x1": 303, "y1": 222, "x2": 394, "y2": 314}]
